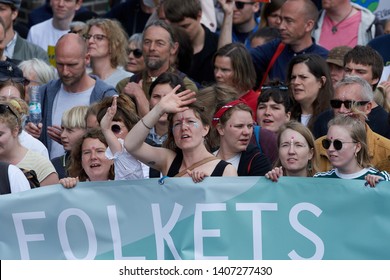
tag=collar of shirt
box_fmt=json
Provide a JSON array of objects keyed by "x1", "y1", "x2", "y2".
[{"x1": 5, "y1": 32, "x2": 18, "y2": 58}]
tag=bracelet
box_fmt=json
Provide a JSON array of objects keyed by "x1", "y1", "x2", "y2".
[{"x1": 141, "y1": 118, "x2": 152, "y2": 130}]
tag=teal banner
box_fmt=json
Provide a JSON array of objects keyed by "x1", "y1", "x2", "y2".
[{"x1": 1, "y1": 177, "x2": 390, "y2": 260}]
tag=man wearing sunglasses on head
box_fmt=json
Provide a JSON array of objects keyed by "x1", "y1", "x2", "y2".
[
  {"x1": 314, "y1": 75, "x2": 390, "y2": 173},
  {"x1": 218, "y1": 0, "x2": 260, "y2": 49}
]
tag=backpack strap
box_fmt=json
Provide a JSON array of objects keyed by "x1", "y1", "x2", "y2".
[
  {"x1": 174, "y1": 156, "x2": 217, "y2": 177},
  {"x1": 254, "y1": 125, "x2": 262, "y2": 153},
  {"x1": 247, "y1": 152, "x2": 261, "y2": 175},
  {"x1": 256, "y1": 42, "x2": 286, "y2": 93},
  {"x1": 0, "y1": 162, "x2": 11, "y2": 195}
]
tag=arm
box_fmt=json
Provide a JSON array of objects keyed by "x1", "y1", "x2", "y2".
[
  {"x1": 217, "y1": 0, "x2": 234, "y2": 48},
  {"x1": 124, "y1": 86, "x2": 196, "y2": 172},
  {"x1": 222, "y1": 164, "x2": 238, "y2": 176},
  {"x1": 123, "y1": 80, "x2": 150, "y2": 117},
  {"x1": 40, "y1": 172, "x2": 60, "y2": 186},
  {"x1": 100, "y1": 96, "x2": 122, "y2": 155}
]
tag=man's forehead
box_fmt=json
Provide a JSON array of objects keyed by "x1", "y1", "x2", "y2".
[
  {"x1": 345, "y1": 62, "x2": 371, "y2": 70},
  {"x1": 335, "y1": 84, "x2": 362, "y2": 98}
]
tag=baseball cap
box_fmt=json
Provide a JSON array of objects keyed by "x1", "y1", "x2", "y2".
[
  {"x1": 326, "y1": 46, "x2": 353, "y2": 67},
  {"x1": 0, "y1": 0, "x2": 22, "y2": 9},
  {"x1": 0, "y1": 61, "x2": 28, "y2": 86}
]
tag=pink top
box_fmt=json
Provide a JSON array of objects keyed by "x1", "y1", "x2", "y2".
[{"x1": 319, "y1": 11, "x2": 361, "y2": 50}]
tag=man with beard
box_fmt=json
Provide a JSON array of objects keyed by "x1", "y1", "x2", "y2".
[
  {"x1": 25, "y1": 33, "x2": 117, "y2": 159},
  {"x1": 116, "y1": 20, "x2": 198, "y2": 118}
]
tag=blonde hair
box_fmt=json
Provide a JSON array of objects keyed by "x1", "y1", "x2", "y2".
[{"x1": 61, "y1": 106, "x2": 89, "y2": 129}]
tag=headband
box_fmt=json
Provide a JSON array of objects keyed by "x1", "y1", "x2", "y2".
[{"x1": 212, "y1": 99, "x2": 245, "y2": 127}]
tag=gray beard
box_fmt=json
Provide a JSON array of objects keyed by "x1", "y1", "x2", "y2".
[{"x1": 145, "y1": 58, "x2": 165, "y2": 71}]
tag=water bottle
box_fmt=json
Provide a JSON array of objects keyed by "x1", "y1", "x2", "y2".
[{"x1": 28, "y1": 86, "x2": 42, "y2": 125}]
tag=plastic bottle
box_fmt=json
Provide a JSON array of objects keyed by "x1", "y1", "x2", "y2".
[{"x1": 28, "y1": 86, "x2": 42, "y2": 125}]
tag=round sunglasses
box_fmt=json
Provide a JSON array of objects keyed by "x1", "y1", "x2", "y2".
[
  {"x1": 322, "y1": 138, "x2": 357, "y2": 150},
  {"x1": 127, "y1": 48, "x2": 143, "y2": 59}
]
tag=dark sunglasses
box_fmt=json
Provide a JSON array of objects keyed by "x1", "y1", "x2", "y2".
[
  {"x1": 235, "y1": 1, "x2": 256, "y2": 10},
  {"x1": 0, "y1": 103, "x2": 18, "y2": 120},
  {"x1": 111, "y1": 124, "x2": 122, "y2": 134},
  {"x1": 330, "y1": 99, "x2": 369, "y2": 109},
  {"x1": 127, "y1": 48, "x2": 143, "y2": 58},
  {"x1": 322, "y1": 139, "x2": 356, "y2": 151},
  {"x1": 0, "y1": 77, "x2": 30, "y2": 86}
]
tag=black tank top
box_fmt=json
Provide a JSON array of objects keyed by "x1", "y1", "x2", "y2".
[{"x1": 167, "y1": 151, "x2": 230, "y2": 177}]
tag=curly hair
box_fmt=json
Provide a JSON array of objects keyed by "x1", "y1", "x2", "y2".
[
  {"x1": 68, "y1": 128, "x2": 115, "y2": 181},
  {"x1": 86, "y1": 18, "x2": 128, "y2": 68}
]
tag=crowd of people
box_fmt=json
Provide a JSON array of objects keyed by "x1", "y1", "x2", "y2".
[{"x1": 1, "y1": 0, "x2": 390, "y2": 194}]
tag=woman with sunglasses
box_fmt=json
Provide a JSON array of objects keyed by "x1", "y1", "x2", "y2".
[
  {"x1": 213, "y1": 99, "x2": 272, "y2": 176},
  {"x1": 85, "y1": 18, "x2": 132, "y2": 88},
  {"x1": 60, "y1": 128, "x2": 115, "y2": 188},
  {"x1": 0, "y1": 101, "x2": 58, "y2": 186},
  {"x1": 126, "y1": 33, "x2": 145, "y2": 76},
  {"x1": 287, "y1": 54, "x2": 333, "y2": 133},
  {"x1": 124, "y1": 86, "x2": 237, "y2": 183},
  {"x1": 266, "y1": 121, "x2": 317, "y2": 182},
  {"x1": 98, "y1": 94, "x2": 143, "y2": 180},
  {"x1": 51, "y1": 106, "x2": 89, "y2": 179},
  {"x1": 314, "y1": 113, "x2": 389, "y2": 187}
]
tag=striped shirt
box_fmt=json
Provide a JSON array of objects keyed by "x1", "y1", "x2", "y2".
[{"x1": 314, "y1": 167, "x2": 390, "y2": 181}]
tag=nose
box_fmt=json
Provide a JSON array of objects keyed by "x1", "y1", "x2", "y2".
[
  {"x1": 338, "y1": 103, "x2": 350, "y2": 114},
  {"x1": 214, "y1": 69, "x2": 222, "y2": 79},
  {"x1": 264, "y1": 106, "x2": 271, "y2": 116},
  {"x1": 288, "y1": 144, "x2": 296, "y2": 154}
]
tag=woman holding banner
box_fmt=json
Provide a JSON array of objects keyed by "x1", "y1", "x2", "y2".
[
  {"x1": 314, "y1": 113, "x2": 390, "y2": 187},
  {"x1": 60, "y1": 128, "x2": 115, "y2": 188},
  {"x1": 265, "y1": 121, "x2": 317, "y2": 182},
  {"x1": 124, "y1": 86, "x2": 237, "y2": 183}
]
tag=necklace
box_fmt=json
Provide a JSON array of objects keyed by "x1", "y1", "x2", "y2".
[{"x1": 331, "y1": 6, "x2": 354, "y2": 34}]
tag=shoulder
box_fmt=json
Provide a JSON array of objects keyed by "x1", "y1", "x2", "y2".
[{"x1": 91, "y1": 75, "x2": 118, "y2": 96}]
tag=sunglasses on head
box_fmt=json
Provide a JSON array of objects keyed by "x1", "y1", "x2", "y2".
[
  {"x1": 0, "y1": 77, "x2": 30, "y2": 86},
  {"x1": 127, "y1": 48, "x2": 143, "y2": 59},
  {"x1": 111, "y1": 124, "x2": 122, "y2": 134},
  {"x1": 0, "y1": 103, "x2": 18, "y2": 120},
  {"x1": 330, "y1": 99, "x2": 369, "y2": 109},
  {"x1": 235, "y1": 1, "x2": 256, "y2": 10},
  {"x1": 322, "y1": 138, "x2": 356, "y2": 151}
]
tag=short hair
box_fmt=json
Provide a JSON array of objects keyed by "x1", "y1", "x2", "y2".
[
  {"x1": 327, "y1": 113, "x2": 371, "y2": 168},
  {"x1": 344, "y1": 45, "x2": 384, "y2": 88},
  {"x1": 18, "y1": 58, "x2": 58, "y2": 85},
  {"x1": 149, "y1": 72, "x2": 186, "y2": 97},
  {"x1": 334, "y1": 75, "x2": 374, "y2": 101},
  {"x1": 213, "y1": 43, "x2": 256, "y2": 92},
  {"x1": 61, "y1": 106, "x2": 88, "y2": 129},
  {"x1": 249, "y1": 27, "x2": 280, "y2": 46},
  {"x1": 164, "y1": 0, "x2": 202, "y2": 22},
  {"x1": 143, "y1": 20, "x2": 176, "y2": 48},
  {"x1": 128, "y1": 33, "x2": 143, "y2": 49},
  {"x1": 275, "y1": 120, "x2": 318, "y2": 175},
  {"x1": 96, "y1": 94, "x2": 138, "y2": 131},
  {"x1": 68, "y1": 128, "x2": 115, "y2": 181},
  {"x1": 257, "y1": 80, "x2": 292, "y2": 113},
  {"x1": 86, "y1": 18, "x2": 128, "y2": 68}
]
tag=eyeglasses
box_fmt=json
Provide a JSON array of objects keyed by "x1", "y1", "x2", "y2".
[
  {"x1": 330, "y1": 100, "x2": 369, "y2": 109},
  {"x1": 127, "y1": 48, "x2": 143, "y2": 59},
  {"x1": 0, "y1": 77, "x2": 30, "y2": 86},
  {"x1": 111, "y1": 124, "x2": 123, "y2": 134},
  {"x1": 235, "y1": 1, "x2": 256, "y2": 10},
  {"x1": 0, "y1": 104, "x2": 19, "y2": 120},
  {"x1": 83, "y1": 34, "x2": 107, "y2": 41},
  {"x1": 322, "y1": 138, "x2": 357, "y2": 151}
]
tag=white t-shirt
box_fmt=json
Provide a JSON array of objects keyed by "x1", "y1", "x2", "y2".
[
  {"x1": 27, "y1": 18, "x2": 69, "y2": 52},
  {"x1": 8, "y1": 164, "x2": 31, "y2": 193},
  {"x1": 19, "y1": 130, "x2": 49, "y2": 159},
  {"x1": 104, "y1": 68, "x2": 133, "y2": 88}
]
